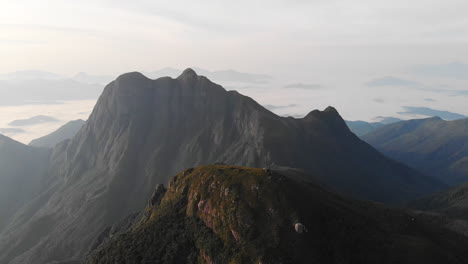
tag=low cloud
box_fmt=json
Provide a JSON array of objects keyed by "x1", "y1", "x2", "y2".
[
  {"x1": 412, "y1": 62, "x2": 468, "y2": 80},
  {"x1": 373, "y1": 116, "x2": 402, "y2": 124},
  {"x1": 263, "y1": 104, "x2": 297, "y2": 110},
  {"x1": 0, "y1": 128, "x2": 25, "y2": 136},
  {"x1": 367, "y1": 76, "x2": 418, "y2": 87},
  {"x1": 398, "y1": 106, "x2": 467, "y2": 120},
  {"x1": 9, "y1": 115, "x2": 59, "y2": 127},
  {"x1": 283, "y1": 83, "x2": 322, "y2": 90}
]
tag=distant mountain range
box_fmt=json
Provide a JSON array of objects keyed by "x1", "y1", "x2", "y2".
[
  {"x1": 345, "y1": 121, "x2": 385, "y2": 137},
  {"x1": 0, "y1": 69, "x2": 445, "y2": 264},
  {"x1": 29, "y1": 119, "x2": 85, "y2": 148},
  {"x1": 363, "y1": 117, "x2": 468, "y2": 184},
  {"x1": 345, "y1": 117, "x2": 402, "y2": 137}
]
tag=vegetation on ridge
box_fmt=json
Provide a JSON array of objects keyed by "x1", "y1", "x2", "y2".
[{"x1": 87, "y1": 165, "x2": 468, "y2": 264}]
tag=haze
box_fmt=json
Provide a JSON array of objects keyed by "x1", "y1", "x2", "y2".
[{"x1": 1, "y1": 0, "x2": 468, "y2": 143}]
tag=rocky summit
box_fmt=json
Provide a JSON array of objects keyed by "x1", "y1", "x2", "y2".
[{"x1": 86, "y1": 165, "x2": 468, "y2": 264}]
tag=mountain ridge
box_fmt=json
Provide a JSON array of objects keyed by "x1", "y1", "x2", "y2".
[
  {"x1": 29, "y1": 119, "x2": 85, "y2": 148},
  {"x1": 0, "y1": 134, "x2": 50, "y2": 233},
  {"x1": 86, "y1": 165, "x2": 468, "y2": 264},
  {"x1": 363, "y1": 116, "x2": 468, "y2": 184},
  {"x1": 0, "y1": 69, "x2": 445, "y2": 264}
]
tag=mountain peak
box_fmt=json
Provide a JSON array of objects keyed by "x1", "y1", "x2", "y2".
[
  {"x1": 115, "y1": 72, "x2": 149, "y2": 83},
  {"x1": 427, "y1": 116, "x2": 443, "y2": 121},
  {"x1": 324, "y1": 106, "x2": 338, "y2": 113},
  {"x1": 177, "y1": 68, "x2": 199, "y2": 84}
]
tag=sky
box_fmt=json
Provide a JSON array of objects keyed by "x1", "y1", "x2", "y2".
[
  {"x1": 2, "y1": 0, "x2": 468, "y2": 75},
  {"x1": 0, "y1": 0, "x2": 468, "y2": 143}
]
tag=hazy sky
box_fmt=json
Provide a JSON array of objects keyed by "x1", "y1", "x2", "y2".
[
  {"x1": 1, "y1": 0, "x2": 468, "y2": 143},
  {"x1": 1, "y1": 0, "x2": 468, "y2": 76}
]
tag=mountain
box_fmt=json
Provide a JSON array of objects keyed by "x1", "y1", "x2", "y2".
[
  {"x1": 374, "y1": 116, "x2": 402, "y2": 124},
  {"x1": 409, "y1": 183, "x2": 468, "y2": 221},
  {"x1": 145, "y1": 67, "x2": 272, "y2": 84},
  {"x1": 0, "y1": 69, "x2": 444, "y2": 264},
  {"x1": 86, "y1": 165, "x2": 468, "y2": 264},
  {"x1": 407, "y1": 183, "x2": 468, "y2": 237},
  {"x1": 345, "y1": 120, "x2": 384, "y2": 136},
  {"x1": 363, "y1": 117, "x2": 468, "y2": 184},
  {"x1": 0, "y1": 135, "x2": 50, "y2": 233},
  {"x1": 29, "y1": 120, "x2": 86, "y2": 148}
]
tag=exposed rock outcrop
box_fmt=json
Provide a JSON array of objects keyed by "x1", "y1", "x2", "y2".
[{"x1": 86, "y1": 165, "x2": 468, "y2": 264}]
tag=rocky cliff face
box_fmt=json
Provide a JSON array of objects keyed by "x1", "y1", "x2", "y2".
[
  {"x1": 0, "y1": 69, "x2": 444, "y2": 264},
  {"x1": 86, "y1": 165, "x2": 468, "y2": 264}
]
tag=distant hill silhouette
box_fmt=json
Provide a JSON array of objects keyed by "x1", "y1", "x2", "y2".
[
  {"x1": 345, "y1": 120, "x2": 384, "y2": 136},
  {"x1": 0, "y1": 135, "x2": 50, "y2": 232},
  {"x1": 29, "y1": 119, "x2": 85, "y2": 148}
]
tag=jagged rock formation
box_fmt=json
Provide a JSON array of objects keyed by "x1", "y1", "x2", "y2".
[
  {"x1": 363, "y1": 117, "x2": 468, "y2": 184},
  {"x1": 0, "y1": 69, "x2": 444, "y2": 264},
  {"x1": 29, "y1": 119, "x2": 85, "y2": 148},
  {"x1": 0, "y1": 135, "x2": 50, "y2": 232},
  {"x1": 86, "y1": 165, "x2": 468, "y2": 264}
]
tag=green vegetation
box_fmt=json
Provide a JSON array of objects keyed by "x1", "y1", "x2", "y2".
[
  {"x1": 88, "y1": 165, "x2": 303, "y2": 263},
  {"x1": 87, "y1": 165, "x2": 468, "y2": 264}
]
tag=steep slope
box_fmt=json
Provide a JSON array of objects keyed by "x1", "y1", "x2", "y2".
[
  {"x1": 0, "y1": 135, "x2": 50, "y2": 232},
  {"x1": 407, "y1": 183, "x2": 468, "y2": 237},
  {"x1": 409, "y1": 183, "x2": 468, "y2": 221},
  {"x1": 29, "y1": 119, "x2": 85, "y2": 148},
  {"x1": 87, "y1": 165, "x2": 468, "y2": 264},
  {"x1": 0, "y1": 69, "x2": 444, "y2": 264},
  {"x1": 345, "y1": 120, "x2": 384, "y2": 136},
  {"x1": 363, "y1": 117, "x2": 468, "y2": 184}
]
